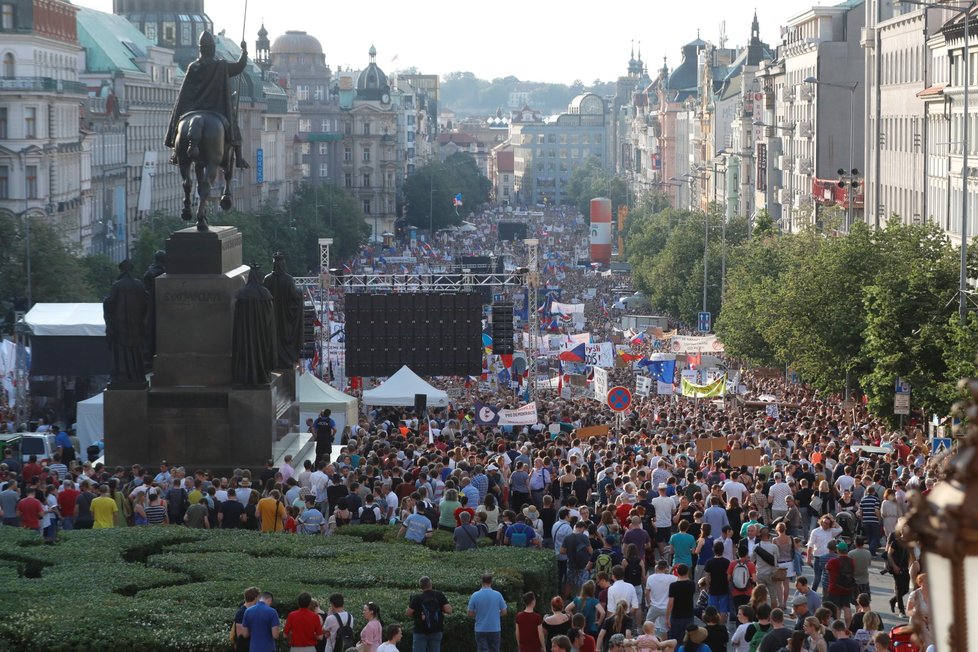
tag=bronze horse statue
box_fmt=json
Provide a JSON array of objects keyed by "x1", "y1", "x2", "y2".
[{"x1": 173, "y1": 110, "x2": 235, "y2": 231}]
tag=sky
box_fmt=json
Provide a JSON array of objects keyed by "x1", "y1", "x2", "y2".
[{"x1": 73, "y1": 0, "x2": 826, "y2": 84}]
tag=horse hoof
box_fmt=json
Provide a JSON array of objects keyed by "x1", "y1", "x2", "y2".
[
  {"x1": 181, "y1": 209, "x2": 192, "y2": 221},
  {"x1": 220, "y1": 195, "x2": 232, "y2": 211}
]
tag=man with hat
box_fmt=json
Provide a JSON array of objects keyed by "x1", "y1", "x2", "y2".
[{"x1": 790, "y1": 593, "x2": 810, "y2": 630}]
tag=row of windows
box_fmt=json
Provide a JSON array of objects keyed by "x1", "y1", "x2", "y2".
[
  {"x1": 0, "y1": 164, "x2": 39, "y2": 199},
  {"x1": 534, "y1": 132, "x2": 602, "y2": 145},
  {"x1": 295, "y1": 85, "x2": 327, "y2": 101},
  {"x1": 533, "y1": 147, "x2": 595, "y2": 159},
  {"x1": 881, "y1": 45, "x2": 926, "y2": 86}
]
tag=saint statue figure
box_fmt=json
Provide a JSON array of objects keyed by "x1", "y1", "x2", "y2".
[
  {"x1": 165, "y1": 31, "x2": 250, "y2": 168},
  {"x1": 232, "y1": 265, "x2": 276, "y2": 386},
  {"x1": 263, "y1": 252, "x2": 304, "y2": 369},
  {"x1": 142, "y1": 250, "x2": 166, "y2": 361},
  {"x1": 103, "y1": 259, "x2": 149, "y2": 387}
]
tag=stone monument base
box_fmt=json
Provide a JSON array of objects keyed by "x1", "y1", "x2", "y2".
[{"x1": 103, "y1": 225, "x2": 297, "y2": 472}]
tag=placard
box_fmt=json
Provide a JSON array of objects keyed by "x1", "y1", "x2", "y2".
[
  {"x1": 636, "y1": 376, "x2": 652, "y2": 397},
  {"x1": 593, "y1": 367, "x2": 609, "y2": 403},
  {"x1": 697, "y1": 437, "x2": 728, "y2": 452},
  {"x1": 729, "y1": 448, "x2": 763, "y2": 467},
  {"x1": 576, "y1": 424, "x2": 610, "y2": 438}
]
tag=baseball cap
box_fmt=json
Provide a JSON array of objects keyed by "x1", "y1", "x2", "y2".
[
  {"x1": 658, "y1": 482, "x2": 668, "y2": 490},
  {"x1": 836, "y1": 541, "x2": 849, "y2": 553},
  {"x1": 792, "y1": 594, "x2": 808, "y2": 607},
  {"x1": 486, "y1": 464, "x2": 499, "y2": 472}
]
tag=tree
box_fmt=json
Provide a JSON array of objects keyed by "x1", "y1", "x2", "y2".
[
  {"x1": 861, "y1": 223, "x2": 960, "y2": 420},
  {"x1": 402, "y1": 154, "x2": 490, "y2": 232},
  {"x1": 564, "y1": 157, "x2": 628, "y2": 215}
]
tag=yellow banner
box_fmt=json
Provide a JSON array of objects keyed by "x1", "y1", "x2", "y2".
[{"x1": 681, "y1": 374, "x2": 727, "y2": 398}]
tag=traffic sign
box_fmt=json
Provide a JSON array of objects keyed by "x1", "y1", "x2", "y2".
[
  {"x1": 931, "y1": 438, "x2": 952, "y2": 455},
  {"x1": 893, "y1": 393, "x2": 910, "y2": 415},
  {"x1": 895, "y1": 377, "x2": 911, "y2": 394},
  {"x1": 698, "y1": 311, "x2": 711, "y2": 333},
  {"x1": 607, "y1": 386, "x2": 632, "y2": 412}
]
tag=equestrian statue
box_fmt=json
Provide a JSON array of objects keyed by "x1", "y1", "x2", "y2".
[{"x1": 165, "y1": 31, "x2": 250, "y2": 231}]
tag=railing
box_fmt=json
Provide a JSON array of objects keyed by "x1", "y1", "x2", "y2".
[{"x1": 0, "y1": 77, "x2": 86, "y2": 94}]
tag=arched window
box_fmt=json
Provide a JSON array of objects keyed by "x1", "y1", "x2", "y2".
[{"x1": 2, "y1": 53, "x2": 14, "y2": 79}]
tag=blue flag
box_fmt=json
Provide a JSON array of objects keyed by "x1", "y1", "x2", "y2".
[{"x1": 638, "y1": 359, "x2": 676, "y2": 384}]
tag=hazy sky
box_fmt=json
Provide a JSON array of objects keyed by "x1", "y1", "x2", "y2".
[{"x1": 75, "y1": 0, "x2": 824, "y2": 83}]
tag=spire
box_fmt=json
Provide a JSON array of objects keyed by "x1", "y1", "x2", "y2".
[
  {"x1": 631, "y1": 39, "x2": 635, "y2": 61},
  {"x1": 369, "y1": 44, "x2": 377, "y2": 61},
  {"x1": 751, "y1": 10, "x2": 760, "y2": 43},
  {"x1": 637, "y1": 40, "x2": 642, "y2": 64}
]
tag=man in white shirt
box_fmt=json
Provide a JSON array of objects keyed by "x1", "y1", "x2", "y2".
[
  {"x1": 721, "y1": 473, "x2": 749, "y2": 505},
  {"x1": 768, "y1": 473, "x2": 793, "y2": 521},
  {"x1": 309, "y1": 461, "x2": 330, "y2": 512},
  {"x1": 644, "y1": 560, "x2": 676, "y2": 637},
  {"x1": 607, "y1": 565, "x2": 639, "y2": 619},
  {"x1": 805, "y1": 514, "x2": 843, "y2": 592},
  {"x1": 650, "y1": 483, "x2": 676, "y2": 561},
  {"x1": 322, "y1": 593, "x2": 354, "y2": 652},
  {"x1": 834, "y1": 467, "x2": 856, "y2": 494}
]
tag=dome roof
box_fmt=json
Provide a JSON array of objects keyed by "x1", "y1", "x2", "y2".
[
  {"x1": 356, "y1": 44, "x2": 389, "y2": 101},
  {"x1": 270, "y1": 30, "x2": 323, "y2": 55}
]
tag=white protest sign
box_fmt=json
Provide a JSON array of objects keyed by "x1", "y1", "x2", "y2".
[
  {"x1": 593, "y1": 367, "x2": 609, "y2": 403},
  {"x1": 636, "y1": 375, "x2": 652, "y2": 397},
  {"x1": 497, "y1": 402, "x2": 539, "y2": 426}
]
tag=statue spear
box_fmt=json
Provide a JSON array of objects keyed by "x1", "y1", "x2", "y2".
[{"x1": 233, "y1": 0, "x2": 249, "y2": 166}]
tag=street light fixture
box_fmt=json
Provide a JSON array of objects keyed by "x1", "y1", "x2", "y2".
[
  {"x1": 898, "y1": 0, "x2": 974, "y2": 324},
  {"x1": 752, "y1": 119, "x2": 795, "y2": 133},
  {"x1": 804, "y1": 76, "x2": 859, "y2": 232}
]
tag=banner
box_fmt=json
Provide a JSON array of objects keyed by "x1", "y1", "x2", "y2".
[
  {"x1": 559, "y1": 341, "x2": 612, "y2": 367},
  {"x1": 636, "y1": 375, "x2": 652, "y2": 397},
  {"x1": 593, "y1": 367, "x2": 609, "y2": 403},
  {"x1": 551, "y1": 301, "x2": 585, "y2": 315},
  {"x1": 498, "y1": 402, "x2": 539, "y2": 426},
  {"x1": 576, "y1": 424, "x2": 610, "y2": 438},
  {"x1": 656, "y1": 380, "x2": 674, "y2": 395},
  {"x1": 681, "y1": 374, "x2": 727, "y2": 398},
  {"x1": 670, "y1": 335, "x2": 725, "y2": 354}
]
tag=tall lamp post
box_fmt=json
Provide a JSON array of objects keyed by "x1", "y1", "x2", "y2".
[
  {"x1": 684, "y1": 173, "x2": 711, "y2": 313},
  {"x1": 803, "y1": 76, "x2": 859, "y2": 232},
  {"x1": 898, "y1": 0, "x2": 974, "y2": 323}
]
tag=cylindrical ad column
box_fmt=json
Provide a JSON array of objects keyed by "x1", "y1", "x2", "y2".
[{"x1": 589, "y1": 197, "x2": 612, "y2": 267}]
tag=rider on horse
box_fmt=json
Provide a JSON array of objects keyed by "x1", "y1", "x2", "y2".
[{"x1": 165, "y1": 31, "x2": 250, "y2": 169}]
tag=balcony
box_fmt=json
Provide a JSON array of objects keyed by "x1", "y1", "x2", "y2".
[
  {"x1": 798, "y1": 121, "x2": 813, "y2": 138},
  {"x1": 0, "y1": 77, "x2": 86, "y2": 95}
]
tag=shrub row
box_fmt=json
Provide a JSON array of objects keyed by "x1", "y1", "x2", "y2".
[{"x1": 0, "y1": 525, "x2": 555, "y2": 652}]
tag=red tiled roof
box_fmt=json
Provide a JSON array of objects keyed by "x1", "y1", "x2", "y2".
[{"x1": 916, "y1": 84, "x2": 945, "y2": 98}]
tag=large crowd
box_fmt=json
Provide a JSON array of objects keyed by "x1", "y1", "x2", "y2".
[{"x1": 0, "y1": 208, "x2": 945, "y2": 652}]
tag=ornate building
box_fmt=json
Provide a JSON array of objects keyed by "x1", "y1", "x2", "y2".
[{"x1": 111, "y1": 0, "x2": 212, "y2": 69}]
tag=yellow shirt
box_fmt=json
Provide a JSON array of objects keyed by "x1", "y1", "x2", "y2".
[
  {"x1": 257, "y1": 497, "x2": 285, "y2": 532},
  {"x1": 91, "y1": 495, "x2": 118, "y2": 528}
]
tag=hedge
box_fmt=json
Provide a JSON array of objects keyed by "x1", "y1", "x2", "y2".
[{"x1": 0, "y1": 525, "x2": 555, "y2": 651}]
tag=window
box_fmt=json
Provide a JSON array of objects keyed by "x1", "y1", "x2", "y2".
[
  {"x1": 2, "y1": 52, "x2": 13, "y2": 78},
  {"x1": 298, "y1": 119, "x2": 311, "y2": 132},
  {"x1": 179, "y1": 22, "x2": 191, "y2": 46},
  {"x1": 300, "y1": 143, "x2": 310, "y2": 155},
  {"x1": 319, "y1": 143, "x2": 328, "y2": 155},
  {"x1": 0, "y1": 165, "x2": 7, "y2": 199},
  {"x1": 0, "y1": 107, "x2": 6, "y2": 139},
  {"x1": 344, "y1": 121, "x2": 352, "y2": 135},
  {"x1": 1, "y1": 4, "x2": 13, "y2": 30},
  {"x1": 362, "y1": 173, "x2": 371, "y2": 187},
  {"x1": 386, "y1": 173, "x2": 393, "y2": 188},
  {"x1": 344, "y1": 173, "x2": 352, "y2": 188},
  {"x1": 26, "y1": 165, "x2": 37, "y2": 198},
  {"x1": 362, "y1": 199, "x2": 371, "y2": 215},
  {"x1": 407, "y1": 131, "x2": 415, "y2": 142},
  {"x1": 344, "y1": 146, "x2": 352, "y2": 162},
  {"x1": 503, "y1": 174, "x2": 509, "y2": 182},
  {"x1": 25, "y1": 107, "x2": 36, "y2": 138},
  {"x1": 321, "y1": 119, "x2": 330, "y2": 132},
  {"x1": 296, "y1": 85, "x2": 309, "y2": 101},
  {"x1": 319, "y1": 163, "x2": 328, "y2": 177},
  {"x1": 144, "y1": 22, "x2": 157, "y2": 41},
  {"x1": 363, "y1": 121, "x2": 370, "y2": 135},
  {"x1": 314, "y1": 85, "x2": 324, "y2": 101},
  {"x1": 362, "y1": 147, "x2": 370, "y2": 162}
]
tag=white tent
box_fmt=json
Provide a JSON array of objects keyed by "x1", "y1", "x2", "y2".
[
  {"x1": 362, "y1": 365, "x2": 450, "y2": 407},
  {"x1": 296, "y1": 372, "x2": 358, "y2": 442},
  {"x1": 75, "y1": 392, "x2": 103, "y2": 453},
  {"x1": 25, "y1": 303, "x2": 104, "y2": 336}
]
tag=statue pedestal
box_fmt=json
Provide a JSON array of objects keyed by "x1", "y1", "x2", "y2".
[{"x1": 103, "y1": 226, "x2": 296, "y2": 472}]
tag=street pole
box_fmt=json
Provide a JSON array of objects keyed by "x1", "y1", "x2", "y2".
[
  {"x1": 703, "y1": 200, "x2": 709, "y2": 313},
  {"x1": 847, "y1": 86, "x2": 855, "y2": 232},
  {"x1": 961, "y1": 8, "x2": 971, "y2": 323}
]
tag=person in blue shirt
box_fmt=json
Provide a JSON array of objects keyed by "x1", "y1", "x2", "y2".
[
  {"x1": 55, "y1": 429, "x2": 75, "y2": 463},
  {"x1": 467, "y1": 573, "x2": 508, "y2": 652},
  {"x1": 669, "y1": 520, "x2": 698, "y2": 569},
  {"x1": 241, "y1": 591, "x2": 280, "y2": 652},
  {"x1": 399, "y1": 511, "x2": 433, "y2": 544}
]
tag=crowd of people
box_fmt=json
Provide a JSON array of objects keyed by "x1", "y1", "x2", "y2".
[{"x1": 0, "y1": 208, "x2": 946, "y2": 652}]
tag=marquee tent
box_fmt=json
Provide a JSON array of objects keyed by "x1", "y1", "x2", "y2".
[
  {"x1": 362, "y1": 365, "x2": 450, "y2": 407},
  {"x1": 24, "y1": 303, "x2": 110, "y2": 375},
  {"x1": 296, "y1": 372, "x2": 358, "y2": 441},
  {"x1": 75, "y1": 392, "x2": 103, "y2": 453}
]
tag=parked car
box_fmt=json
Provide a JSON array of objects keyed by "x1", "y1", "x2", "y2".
[{"x1": 0, "y1": 433, "x2": 59, "y2": 464}]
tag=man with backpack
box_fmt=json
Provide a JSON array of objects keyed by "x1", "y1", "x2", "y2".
[
  {"x1": 358, "y1": 495, "x2": 382, "y2": 525},
  {"x1": 824, "y1": 541, "x2": 856, "y2": 623},
  {"x1": 560, "y1": 520, "x2": 593, "y2": 597},
  {"x1": 322, "y1": 593, "x2": 355, "y2": 652},
  {"x1": 504, "y1": 513, "x2": 540, "y2": 548},
  {"x1": 407, "y1": 576, "x2": 452, "y2": 652},
  {"x1": 727, "y1": 544, "x2": 756, "y2": 611}
]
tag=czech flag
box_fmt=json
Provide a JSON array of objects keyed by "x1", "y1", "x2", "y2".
[
  {"x1": 453, "y1": 193, "x2": 463, "y2": 207},
  {"x1": 618, "y1": 351, "x2": 643, "y2": 362},
  {"x1": 630, "y1": 331, "x2": 646, "y2": 346},
  {"x1": 558, "y1": 343, "x2": 586, "y2": 363}
]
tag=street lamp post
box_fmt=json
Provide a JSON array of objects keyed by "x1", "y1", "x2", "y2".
[
  {"x1": 684, "y1": 173, "x2": 711, "y2": 312},
  {"x1": 804, "y1": 76, "x2": 859, "y2": 232},
  {"x1": 899, "y1": 0, "x2": 974, "y2": 323}
]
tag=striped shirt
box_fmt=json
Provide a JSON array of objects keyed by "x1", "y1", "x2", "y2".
[
  {"x1": 859, "y1": 494, "x2": 881, "y2": 524},
  {"x1": 144, "y1": 504, "x2": 167, "y2": 525}
]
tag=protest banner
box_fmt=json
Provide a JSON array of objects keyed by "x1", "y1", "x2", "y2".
[
  {"x1": 576, "y1": 424, "x2": 610, "y2": 438},
  {"x1": 730, "y1": 448, "x2": 763, "y2": 467},
  {"x1": 697, "y1": 437, "x2": 728, "y2": 452},
  {"x1": 670, "y1": 335, "x2": 725, "y2": 353}
]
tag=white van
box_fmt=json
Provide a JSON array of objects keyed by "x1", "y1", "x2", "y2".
[{"x1": 0, "y1": 433, "x2": 59, "y2": 464}]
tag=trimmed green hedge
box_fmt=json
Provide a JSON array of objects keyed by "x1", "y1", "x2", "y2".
[{"x1": 0, "y1": 525, "x2": 555, "y2": 651}]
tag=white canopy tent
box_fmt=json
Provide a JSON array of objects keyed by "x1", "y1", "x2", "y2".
[
  {"x1": 296, "y1": 372, "x2": 358, "y2": 442},
  {"x1": 362, "y1": 366, "x2": 450, "y2": 407},
  {"x1": 24, "y1": 303, "x2": 104, "y2": 336},
  {"x1": 75, "y1": 392, "x2": 103, "y2": 453}
]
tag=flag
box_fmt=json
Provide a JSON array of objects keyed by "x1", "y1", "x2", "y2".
[
  {"x1": 474, "y1": 402, "x2": 500, "y2": 425},
  {"x1": 687, "y1": 352, "x2": 702, "y2": 368},
  {"x1": 618, "y1": 351, "x2": 644, "y2": 363},
  {"x1": 378, "y1": 255, "x2": 387, "y2": 265},
  {"x1": 482, "y1": 333, "x2": 493, "y2": 348},
  {"x1": 558, "y1": 343, "x2": 586, "y2": 363},
  {"x1": 420, "y1": 241, "x2": 434, "y2": 255},
  {"x1": 630, "y1": 331, "x2": 646, "y2": 346},
  {"x1": 453, "y1": 193, "x2": 463, "y2": 207},
  {"x1": 638, "y1": 358, "x2": 676, "y2": 384},
  {"x1": 500, "y1": 353, "x2": 513, "y2": 369}
]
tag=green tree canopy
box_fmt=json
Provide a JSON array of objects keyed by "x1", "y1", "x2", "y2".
[{"x1": 402, "y1": 153, "x2": 490, "y2": 232}]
